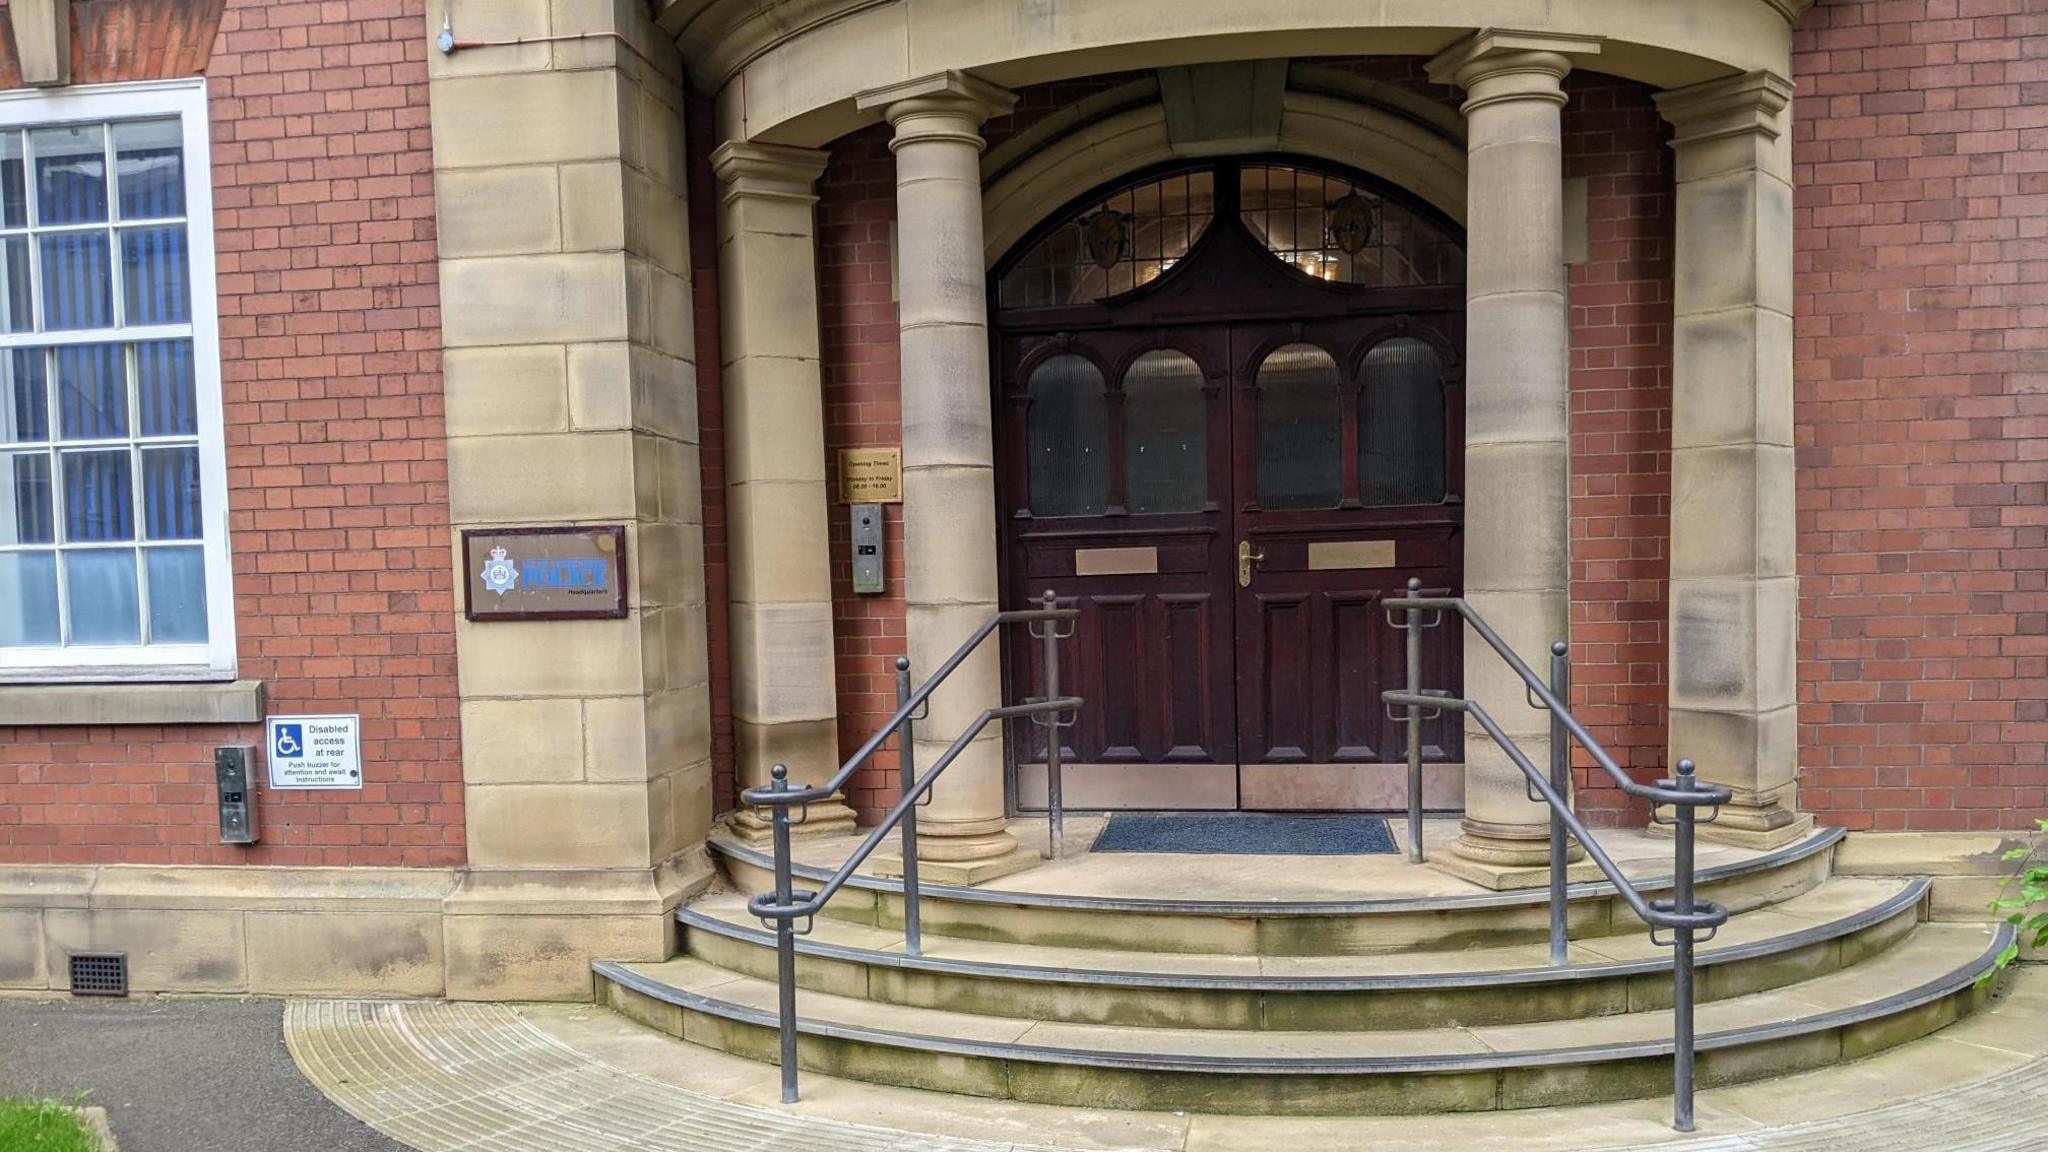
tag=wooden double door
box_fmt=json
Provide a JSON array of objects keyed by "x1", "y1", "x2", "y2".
[{"x1": 1002, "y1": 310, "x2": 1466, "y2": 811}]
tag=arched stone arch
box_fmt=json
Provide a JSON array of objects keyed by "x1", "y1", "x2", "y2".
[{"x1": 982, "y1": 92, "x2": 1467, "y2": 269}]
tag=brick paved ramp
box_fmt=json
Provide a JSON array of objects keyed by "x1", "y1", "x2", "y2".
[{"x1": 287, "y1": 994, "x2": 2048, "y2": 1152}]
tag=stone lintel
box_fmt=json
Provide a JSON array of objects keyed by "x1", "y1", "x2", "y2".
[
  {"x1": 711, "y1": 140, "x2": 828, "y2": 205},
  {"x1": 855, "y1": 69, "x2": 1017, "y2": 124},
  {"x1": 1424, "y1": 28, "x2": 1604, "y2": 88}
]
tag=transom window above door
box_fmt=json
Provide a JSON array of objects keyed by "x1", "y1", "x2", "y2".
[{"x1": 997, "y1": 159, "x2": 1465, "y2": 310}]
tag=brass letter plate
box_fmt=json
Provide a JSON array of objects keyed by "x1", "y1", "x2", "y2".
[
  {"x1": 1307, "y1": 540, "x2": 1397, "y2": 571},
  {"x1": 1074, "y1": 546, "x2": 1159, "y2": 576}
]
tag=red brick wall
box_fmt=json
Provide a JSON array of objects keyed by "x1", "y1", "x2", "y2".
[
  {"x1": 688, "y1": 100, "x2": 738, "y2": 814},
  {"x1": 817, "y1": 124, "x2": 908, "y2": 823},
  {"x1": 0, "y1": 0, "x2": 462, "y2": 867},
  {"x1": 1790, "y1": 0, "x2": 2047, "y2": 831},
  {"x1": 0, "y1": 0, "x2": 228, "y2": 88},
  {"x1": 1563, "y1": 75, "x2": 1677, "y2": 826}
]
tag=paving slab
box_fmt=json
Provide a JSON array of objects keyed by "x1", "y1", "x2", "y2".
[{"x1": 285, "y1": 969, "x2": 2048, "y2": 1152}]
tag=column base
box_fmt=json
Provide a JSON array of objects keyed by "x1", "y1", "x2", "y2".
[
  {"x1": 872, "y1": 844, "x2": 1043, "y2": 887},
  {"x1": 725, "y1": 795, "x2": 860, "y2": 844},
  {"x1": 1648, "y1": 806, "x2": 1816, "y2": 851},
  {"x1": 1435, "y1": 818, "x2": 1590, "y2": 891}
]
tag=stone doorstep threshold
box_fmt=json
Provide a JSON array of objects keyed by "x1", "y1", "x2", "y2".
[
  {"x1": 672, "y1": 876, "x2": 1929, "y2": 991},
  {"x1": 708, "y1": 824, "x2": 1847, "y2": 915},
  {"x1": 285, "y1": 973, "x2": 2048, "y2": 1152}
]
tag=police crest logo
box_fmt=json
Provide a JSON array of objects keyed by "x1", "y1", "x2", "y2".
[
  {"x1": 1082, "y1": 208, "x2": 1128, "y2": 270},
  {"x1": 1328, "y1": 193, "x2": 1374, "y2": 255},
  {"x1": 479, "y1": 545, "x2": 520, "y2": 596}
]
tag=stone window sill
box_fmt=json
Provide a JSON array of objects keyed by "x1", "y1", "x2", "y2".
[{"x1": 0, "y1": 680, "x2": 264, "y2": 726}]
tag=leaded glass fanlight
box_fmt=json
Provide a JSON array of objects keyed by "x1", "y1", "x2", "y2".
[{"x1": 997, "y1": 161, "x2": 1463, "y2": 310}]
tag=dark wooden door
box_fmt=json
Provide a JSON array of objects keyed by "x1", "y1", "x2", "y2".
[
  {"x1": 997, "y1": 157, "x2": 1467, "y2": 812},
  {"x1": 1228, "y1": 319, "x2": 1463, "y2": 810}
]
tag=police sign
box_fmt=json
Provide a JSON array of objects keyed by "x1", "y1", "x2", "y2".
[
  {"x1": 462, "y1": 525, "x2": 629, "y2": 621},
  {"x1": 264, "y1": 714, "x2": 363, "y2": 790}
]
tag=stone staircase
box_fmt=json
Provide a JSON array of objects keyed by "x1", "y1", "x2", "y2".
[{"x1": 595, "y1": 827, "x2": 2009, "y2": 1116}]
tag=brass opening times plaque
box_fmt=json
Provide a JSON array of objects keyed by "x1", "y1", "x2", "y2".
[
  {"x1": 839, "y1": 447, "x2": 902, "y2": 503},
  {"x1": 463, "y1": 525, "x2": 629, "y2": 621}
]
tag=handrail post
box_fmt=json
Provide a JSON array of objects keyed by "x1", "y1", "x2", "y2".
[
  {"x1": 894, "y1": 657, "x2": 923, "y2": 959},
  {"x1": 1403, "y1": 577, "x2": 1426, "y2": 864},
  {"x1": 1042, "y1": 589, "x2": 1066, "y2": 861},
  {"x1": 1672, "y1": 757, "x2": 1700, "y2": 1133},
  {"x1": 768, "y1": 763, "x2": 800, "y2": 1103},
  {"x1": 1548, "y1": 640, "x2": 1570, "y2": 967}
]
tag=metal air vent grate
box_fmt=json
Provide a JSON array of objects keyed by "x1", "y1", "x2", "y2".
[{"x1": 68, "y1": 952, "x2": 128, "y2": 997}]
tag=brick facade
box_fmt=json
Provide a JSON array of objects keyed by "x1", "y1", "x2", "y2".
[
  {"x1": 1789, "y1": 0, "x2": 2047, "y2": 831},
  {"x1": 0, "y1": 0, "x2": 461, "y2": 867},
  {"x1": 1562, "y1": 75, "x2": 1677, "y2": 826}
]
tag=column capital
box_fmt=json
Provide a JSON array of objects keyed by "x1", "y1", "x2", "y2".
[
  {"x1": 711, "y1": 141, "x2": 828, "y2": 205},
  {"x1": 856, "y1": 70, "x2": 1018, "y2": 144},
  {"x1": 1425, "y1": 29, "x2": 1602, "y2": 105},
  {"x1": 1654, "y1": 70, "x2": 1794, "y2": 143}
]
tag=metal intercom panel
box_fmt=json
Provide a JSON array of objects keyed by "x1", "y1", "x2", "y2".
[
  {"x1": 215, "y1": 744, "x2": 259, "y2": 844},
  {"x1": 851, "y1": 503, "x2": 885, "y2": 594}
]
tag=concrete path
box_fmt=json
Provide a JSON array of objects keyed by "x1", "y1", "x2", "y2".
[
  {"x1": 287, "y1": 978, "x2": 2048, "y2": 1152},
  {"x1": 0, "y1": 997, "x2": 404, "y2": 1152}
]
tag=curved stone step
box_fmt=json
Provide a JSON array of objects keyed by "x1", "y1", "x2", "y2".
[
  {"x1": 595, "y1": 920, "x2": 2008, "y2": 1116},
  {"x1": 710, "y1": 826, "x2": 1845, "y2": 956},
  {"x1": 676, "y1": 876, "x2": 1928, "y2": 1030}
]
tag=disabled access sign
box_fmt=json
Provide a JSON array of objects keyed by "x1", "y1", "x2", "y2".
[{"x1": 264, "y1": 714, "x2": 363, "y2": 790}]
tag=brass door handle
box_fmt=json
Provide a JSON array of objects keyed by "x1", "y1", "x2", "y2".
[{"x1": 1237, "y1": 539, "x2": 1266, "y2": 587}]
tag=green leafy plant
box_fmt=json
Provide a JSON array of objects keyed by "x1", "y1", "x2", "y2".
[{"x1": 1986, "y1": 817, "x2": 2048, "y2": 979}]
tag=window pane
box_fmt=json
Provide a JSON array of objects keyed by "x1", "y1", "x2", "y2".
[
  {"x1": 62, "y1": 449, "x2": 133, "y2": 541},
  {"x1": 136, "y1": 339, "x2": 196, "y2": 436},
  {"x1": 39, "y1": 231, "x2": 113, "y2": 330},
  {"x1": 1, "y1": 350, "x2": 46, "y2": 442},
  {"x1": 121, "y1": 225, "x2": 190, "y2": 324},
  {"x1": 999, "y1": 169, "x2": 1215, "y2": 308},
  {"x1": 146, "y1": 546, "x2": 207, "y2": 643},
  {"x1": 33, "y1": 124, "x2": 108, "y2": 225},
  {"x1": 142, "y1": 445, "x2": 201, "y2": 539},
  {"x1": 0, "y1": 235, "x2": 29, "y2": 332},
  {"x1": 1255, "y1": 343, "x2": 1342, "y2": 510},
  {"x1": 65, "y1": 548, "x2": 139, "y2": 644},
  {"x1": 1026, "y1": 354, "x2": 1108, "y2": 516},
  {"x1": 0, "y1": 132, "x2": 24, "y2": 229},
  {"x1": 1359, "y1": 338, "x2": 1447, "y2": 506},
  {"x1": 1123, "y1": 350, "x2": 1206, "y2": 514},
  {"x1": 115, "y1": 121, "x2": 184, "y2": 220},
  {"x1": 0, "y1": 551, "x2": 58, "y2": 646},
  {"x1": 2, "y1": 451, "x2": 52, "y2": 544},
  {"x1": 57, "y1": 344, "x2": 127, "y2": 439}
]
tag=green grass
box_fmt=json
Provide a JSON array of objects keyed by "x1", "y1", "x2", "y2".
[{"x1": 0, "y1": 1098, "x2": 99, "y2": 1152}]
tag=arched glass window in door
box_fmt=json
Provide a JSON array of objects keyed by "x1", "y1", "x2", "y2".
[
  {"x1": 1239, "y1": 164, "x2": 1466, "y2": 288},
  {"x1": 1026, "y1": 353, "x2": 1108, "y2": 516},
  {"x1": 998, "y1": 170, "x2": 1216, "y2": 309},
  {"x1": 1254, "y1": 343, "x2": 1342, "y2": 510},
  {"x1": 1358, "y1": 337, "x2": 1447, "y2": 506},
  {"x1": 1122, "y1": 349, "x2": 1206, "y2": 514}
]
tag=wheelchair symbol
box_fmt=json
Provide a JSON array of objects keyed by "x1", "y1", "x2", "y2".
[{"x1": 273, "y1": 724, "x2": 304, "y2": 759}]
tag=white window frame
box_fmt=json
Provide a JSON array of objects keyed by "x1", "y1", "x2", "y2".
[{"x1": 0, "y1": 78, "x2": 233, "y2": 682}]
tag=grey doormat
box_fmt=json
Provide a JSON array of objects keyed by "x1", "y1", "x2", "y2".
[{"x1": 1090, "y1": 813, "x2": 1398, "y2": 855}]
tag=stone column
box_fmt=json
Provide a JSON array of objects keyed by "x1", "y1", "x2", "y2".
[
  {"x1": 429, "y1": 3, "x2": 714, "y2": 997},
  {"x1": 711, "y1": 142, "x2": 856, "y2": 841},
  {"x1": 855, "y1": 73, "x2": 1035, "y2": 883},
  {"x1": 1656, "y1": 72, "x2": 1814, "y2": 849},
  {"x1": 1427, "y1": 32, "x2": 1599, "y2": 883}
]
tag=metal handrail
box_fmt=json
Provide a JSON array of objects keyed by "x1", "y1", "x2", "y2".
[
  {"x1": 742, "y1": 590, "x2": 1080, "y2": 1104},
  {"x1": 1383, "y1": 578, "x2": 1730, "y2": 1132}
]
